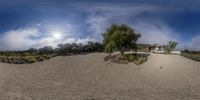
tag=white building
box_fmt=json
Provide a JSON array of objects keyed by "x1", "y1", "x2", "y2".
[
  {"x1": 153, "y1": 44, "x2": 165, "y2": 53},
  {"x1": 153, "y1": 44, "x2": 181, "y2": 54}
]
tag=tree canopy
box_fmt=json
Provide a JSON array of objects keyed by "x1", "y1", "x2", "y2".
[
  {"x1": 102, "y1": 24, "x2": 141, "y2": 55},
  {"x1": 165, "y1": 41, "x2": 178, "y2": 53}
]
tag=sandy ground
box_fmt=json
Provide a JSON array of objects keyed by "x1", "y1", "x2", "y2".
[{"x1": 0, "y1": 53, "x2": 200, "y2": 100}]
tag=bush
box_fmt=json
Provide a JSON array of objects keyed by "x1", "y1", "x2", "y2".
[
  {"x1": 122, "y1": 54, "x2": 149, "y2": 65},
  {"x1": 181, "y1": 53, "x2": 200, "y2": 61},
  {"x1": 26, "y1": 57, "x2": 37, "y2": 63},
  {"x1": 1, "y1": 57, "x2": 8, "y2": 63},
  {"x1": 38, "y1": 56, "x2": 45, "y2": 61},
  {"x1": 0, "y1": 51, "x2": 58, "y2": 64},
  {"x1": 107, "y1": 54, "x2": 149, "y2": 65},
  {"x1": 44, "y1": 55, "x2": 51, "y2": 59}
]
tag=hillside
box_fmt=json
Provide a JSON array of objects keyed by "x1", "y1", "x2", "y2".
[{"x1": 0, "y1": 53, "x2": 200, "y2": 100}]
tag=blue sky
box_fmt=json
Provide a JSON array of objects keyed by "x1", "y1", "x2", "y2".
[{"x1": 0, "y1": 0, "x2": 200, "y2": 50}]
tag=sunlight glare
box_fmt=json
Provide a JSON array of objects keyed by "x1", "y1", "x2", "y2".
[{"x1": 52, "y1": 31, "x2": 62, "y2": 39}]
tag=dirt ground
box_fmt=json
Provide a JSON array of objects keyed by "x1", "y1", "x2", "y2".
[{"x1": 0, "y1": 53, "x2": 200, "y2": 100}]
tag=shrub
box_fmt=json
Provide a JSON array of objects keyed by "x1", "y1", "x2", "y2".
[
  {"x1": 38, "y1": 56, "x2": 45, "y2": 61},
  {"x1": 26, "y1": 57, "x2": 37, "y2": 63},
  {"x1": 181, "y1": 53, "x2": 200, "y2": 61},
  {"x1": 122, "y1": 54, "x2": 149, "y2": 65},
  {"x1": 1, "y1": 57, "x2": 8, "y2": 63},
  {"x1": 44, "y1": 55, "x2": 51, "y2": 59}
]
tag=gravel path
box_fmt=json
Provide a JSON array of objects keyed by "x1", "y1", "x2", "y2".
[{"x1": 0, "y1": 53, "x2": 200, "y2": 100}]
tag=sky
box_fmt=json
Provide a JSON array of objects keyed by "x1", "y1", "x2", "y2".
[{"x1": 0, "y1": 0, "x2": 200, "y2": 50}]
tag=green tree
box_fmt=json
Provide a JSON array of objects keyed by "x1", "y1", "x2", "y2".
[
  {"x1": 102, "y1": 24, "x2": 141, "y2": 55},
  {"x1": 165, "y1": 41, "x2": 178, "y2": 53}
]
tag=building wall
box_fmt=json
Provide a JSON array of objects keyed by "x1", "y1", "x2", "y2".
[
  {"x1": 154, "y1": 50, "x2": 165, "y2": 54},
  {"x1": 171, "y1": 51, "x2": 181, "y2": 54}
]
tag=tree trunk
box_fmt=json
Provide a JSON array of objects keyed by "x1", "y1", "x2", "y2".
[
  {"x1": 121, "y1": 51, "x2": 124, "y2": 56},
  {"x1": 120, "y1": 48, "x2": 125, "y2": 56}
]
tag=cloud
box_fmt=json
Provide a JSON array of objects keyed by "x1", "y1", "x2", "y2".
[
  {"x1": 0, "y1": 27, "x2": 40, "y2": 50},
  {"x1": 84, "y1": 4, "x2": 160, "y2": 41},
  {"x1": 133, "y1": 21, "x2": 180, "y2": 45},
  {"x1": 1, "y1": 2, "x2": 199, "y2": 50},
  {"x1": 74, "y1": 3, "x2": 159, "y2": 14},
  {"x1": 184, "y1": 35, "x2": 200, "y2": 51},
  {"x1": 83, "y1": 3, "x2": 180, "y2": 46},
  {"x1": 0, "y1": 23, "x2": 96, "y2": 50},
  {"x1": 76, "y1": 38, "x2": 97, "y2": 44}
]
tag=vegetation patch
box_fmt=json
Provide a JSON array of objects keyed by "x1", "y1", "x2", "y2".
[
  {"x1": 0, "y1": 54, "x2": 56, "y2": 64},
  {"x1": 123, "y1": 54, "x2": 149, "y2": 65},
  {"x1": 102, "y1": 24, "x2": 141, "y2": 55},
  {"x1": 181, "y1": 53, "x2": 200, "y2": 61},
  {"x1": 0, "y1": 41, "x2": 104, "y2": 64},
  {"x1": 105, "y1": 54, "x2": 149, "y2": 65},
  {"x1": 110, "y1": 55, "x2": 129, "y2": 64},
  {"x1": 102, "y1": 24, "x2": 149, "y2": 65}
]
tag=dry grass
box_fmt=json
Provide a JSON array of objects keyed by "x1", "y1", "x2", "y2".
[{"x1": 181, "y1": 53, "x2": 200, "y2": 61}]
